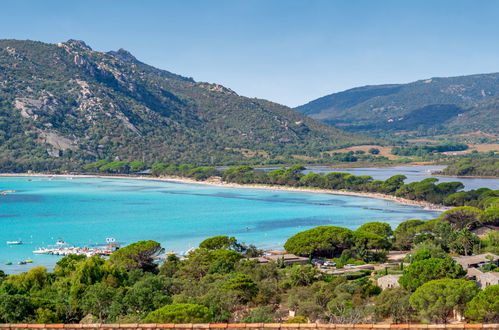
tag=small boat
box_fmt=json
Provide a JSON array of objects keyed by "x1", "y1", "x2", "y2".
[
  {"x1": 6, "y1": 240, "x2": 23, "y2": 245},
  {"x1": 4, "y1": 262, "x2": 12, "y2": 265},
  {"x1": 25, "y1": 260, "x2": 33, "y2": 263},
  {"x1": 56, "y1": 239, "x2": 67, "y2": 246},
  {"x1": 18, "y1": 261, "x2": 27, "y2": 265}
]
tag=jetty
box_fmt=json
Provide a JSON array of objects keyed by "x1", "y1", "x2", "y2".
[{"x1": 33, "y1": 240, "x2": 121, "y2": 257}]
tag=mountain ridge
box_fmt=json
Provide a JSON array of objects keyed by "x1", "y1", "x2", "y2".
[
  {"x1": 0, "y1": 39, "x2": 369, "y2": 171},
  {"x1": 295, "y1": 72, "x2": 499, "y2": 135}
]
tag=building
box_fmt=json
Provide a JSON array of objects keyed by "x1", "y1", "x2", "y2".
[
  {"x1": 452, "y1": 253, "x2": 499, "y2": 269},
  {"x1": 377, "y1": 274, "x2": 401, "y2": 289},
  {"x1": 250, "y1": 253, "x2": 309, "y2": 266},
  {"x1": 466, "y1": 267, "x2": 499, "y2": 289},
  {"x1": 453, "y1": 253, "x2": 499, "y2": 289}
]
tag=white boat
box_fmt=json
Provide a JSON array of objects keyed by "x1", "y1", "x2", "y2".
[
  {"x1": 6, "y1": 240, "x2": 23, "y2": 245},
  {"x1": 56, "y1": 239, "x2": 67, "y2": 246},
  {"x1": 33, "y1": 248, "x2": 50, "y2": 254}
]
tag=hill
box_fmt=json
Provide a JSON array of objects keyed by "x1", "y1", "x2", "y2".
[
  {"x1": 0, "y1": 39, "x2": 369, "y2": 171},
  {"x1": 295, "y1": 73, "x2": 499, "y2": 136}
]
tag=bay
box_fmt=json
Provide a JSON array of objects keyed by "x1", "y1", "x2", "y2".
[{"x1": 0, "y1": 176, "x2": 441, "y2": 273}]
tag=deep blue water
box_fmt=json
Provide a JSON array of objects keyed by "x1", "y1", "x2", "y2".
[{"x1": 0, "y1": 175, "x2": 442, "y2": 273}]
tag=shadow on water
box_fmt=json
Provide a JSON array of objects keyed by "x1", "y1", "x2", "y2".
[
  {"x1": 0, "y1": 194, "x2": 43, "y2": 203},
  {"x1": 252, "y1": 217, "x2": 335, "y2": 231},
  {"x1": 160, "y1": 190, "x2": 349, "y2": 206}
]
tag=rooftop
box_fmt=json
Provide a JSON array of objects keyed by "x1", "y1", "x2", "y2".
[{"x1": 453, "y1": 253, "x2": 499, "y2": 268}]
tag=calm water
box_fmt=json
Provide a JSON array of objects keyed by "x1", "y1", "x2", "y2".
[
  {"x1": 302, "y1": 165, "x2": 498, "y2": 190},
  {"x1": 0, "y1": 175, "x2": 440, "y2": 273}
]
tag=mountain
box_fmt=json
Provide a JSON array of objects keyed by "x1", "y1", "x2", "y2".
[
  {"x1": 295, "y1": 73, "x2": 499, "y2": 135},
  {"x1": 0, "y1": 39, "x2": 368, "y2": 171}
]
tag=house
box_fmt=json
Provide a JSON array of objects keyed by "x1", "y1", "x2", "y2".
[
  {"x1": 250, "y1": 253, "x2": 309, "y2": 265},
  {"x1": 453, "y1": 253, "x2": 499, "y2": 289},
  {"x1": 452, "y1": 253, "x2": 499, "y2": 269},
  {"x1": 466, "y1": 267, "x2": 499, "y2": 289},
  {"x1": 377, "y1": 274, "x2": 401, "y2": 289}
]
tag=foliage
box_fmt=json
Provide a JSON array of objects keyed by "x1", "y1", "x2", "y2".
[
  {"x1": 222, "y1": 273, "x2": 258, "y2": 304},
  {"x1": 353, "y1": 230, "x2": 391, "y2": 250},
  {"x1": 448, "y1": 229, "x2": 480, "y2": 256},
  {"x1": 464, "y1": 285, "x2": 499, "y2": 323},
  {"x1": 440, "y1": 206, "x2": 484, "y2": 230},
  {"x1": 393, "y1": 219, "x2": 425, "y2": 250},
  {"x1": 439, "y1": 158, "x2": 499, "y2": 177},
  {"x1": 109, "y1": 240, "x2": 164, "y2": 271},
  {"x1": 374, "y1": 288, "x2": 412, "y2": 323},
  {"x1": 145, "y1": 303, "x2": 213, "y2": 323},
  {"x1": 399, "y1": 258, "x2": 466, "y2": 291},
  {"x1": 199, "y1": 236, "x2": 238, "y2": 250},
  {"x1": 409, "y1": 279, "x2": 479, "y2": 323},
  {"x1": 284, "y1": 226, "x2": 354, "y2": 257},
  {"x1": 241, "y1": 306, "x2": 276, "y2": 323},
  {"x1": 391, "y1": 143, "x2": 468, "y2": 156},
  {"x1": 357, "y1": 222, "x2": 393, "y2": 239},
  {"x1": 284, "y1": 316, "x2": 308, "y2": 323}
]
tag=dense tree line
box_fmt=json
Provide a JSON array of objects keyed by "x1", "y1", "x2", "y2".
[
  {"x1": 220, "y1": 165, "x2": 499, "y2": 208},
  {"x1": 391, "y1": 143, "x2": 469, "y2": 156},
  {"x1": 437, "y1": 158, "x2": 499, "y2": 177},
  {"x1": 81, "y1": 161, "x2": 499, "y2": 210}
]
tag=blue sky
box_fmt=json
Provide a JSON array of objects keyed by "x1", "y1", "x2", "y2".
[{"x1": 1, "y1": 0, "x2": 498, "y2": 106}]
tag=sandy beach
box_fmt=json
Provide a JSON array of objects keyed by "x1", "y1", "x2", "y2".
[{"x1": 0, "y1": 172, "x2": 449, "y2": 212}]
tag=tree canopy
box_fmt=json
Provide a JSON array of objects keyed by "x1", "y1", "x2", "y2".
[
  {"x1": 284, "y1": 226, "x2": 354, "y2": 257},
  {"x1": 145, "y1": 303, "x2": 213, "y2": 323},
  {"x1": 109, "y1": 240, "x2": 164, "y2": 271},
  {"x1": 399, "y1": 258, "x2": 466, "y2": 291},
  {"x1": 409, "y1": 279, "x2": 479, "y2": 323}
]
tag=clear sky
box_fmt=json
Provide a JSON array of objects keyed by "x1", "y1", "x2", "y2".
[{"x1": 1, "y1": 0, "x2": 498, "y2": 107}]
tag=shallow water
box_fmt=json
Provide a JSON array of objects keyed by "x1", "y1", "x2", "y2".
[{"x1": 0, "y1": 176, "x2": 441, "y2": 273}]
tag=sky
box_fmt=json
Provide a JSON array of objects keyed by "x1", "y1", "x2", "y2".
[{"x1": 1, "y1": 0, "x2": 498, "y2": 107}]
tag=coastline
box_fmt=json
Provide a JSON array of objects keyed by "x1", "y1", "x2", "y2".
[
  {"x1": 0, "y1": 172, "x2": 448, "y2": 212},
  {"x1": 430, "y1": 173, "x2": 499, "y2": 179}
]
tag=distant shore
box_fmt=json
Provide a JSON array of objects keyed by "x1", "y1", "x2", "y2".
[{"x1": 0, "y1": 172, "x2": 448, "y2": 212}]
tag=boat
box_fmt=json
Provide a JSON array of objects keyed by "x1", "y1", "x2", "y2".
[
  {"x1": 6, "y1": 240, "x2": 23, "y2": 245},
  {"x1": 25, "y1": 260, "x2": 33, "y2": 263},
  {"x1": 33, "y1": 248, "x2": 50, "y2": 254},
  {"x1": 56, "y1": 239, "x2": 67, "y2": 246},
  {"x1": 4, "y1": 262, "x2": 12, "y2": 265},
  {"x1": 18, "y1": 261, "x2": 26, "y2": 265}
]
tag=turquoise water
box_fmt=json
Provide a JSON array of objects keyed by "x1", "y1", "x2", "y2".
[{"x1": 0, "y1": 176, "x2": 439, "y2": 273}]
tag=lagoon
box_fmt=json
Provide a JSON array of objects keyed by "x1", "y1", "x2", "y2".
[
  {"x1": 0, "y1": 176, "x2": 441, "y2": 273},
  {"x1": 303, "y1": 165, "x2": 498, "y2": 190}
]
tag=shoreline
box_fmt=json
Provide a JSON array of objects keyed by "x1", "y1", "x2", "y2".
[
  {"x1": 430, "y1": 173, "x2": 499, "y2": 179},
  {"x1": 0, "y1": 172, "x2": 448, "y2": 212}
]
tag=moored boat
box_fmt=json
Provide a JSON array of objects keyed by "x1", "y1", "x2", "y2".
[{"x1": 6, "y1": 240, "x2": 23, "y2": 245}]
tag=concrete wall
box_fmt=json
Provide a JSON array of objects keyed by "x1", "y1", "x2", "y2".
[{"x1": 0, "y1": 324, "x2": 497, "y2": 330}]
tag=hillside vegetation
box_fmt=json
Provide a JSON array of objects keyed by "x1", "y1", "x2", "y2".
[
  {"x1": 295, "y1": 73, "x2": 499, "y2": 136},
  {"x1": 0, "y1": 39, "x2": 369, "y2": 171}
]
